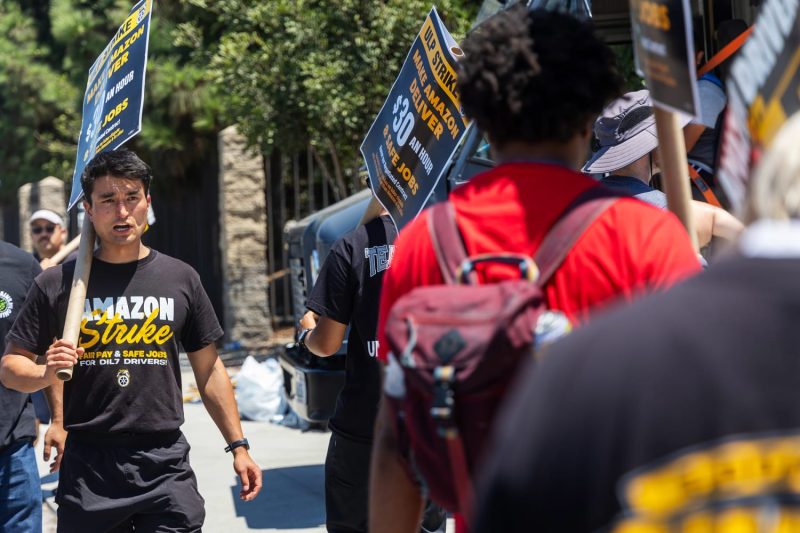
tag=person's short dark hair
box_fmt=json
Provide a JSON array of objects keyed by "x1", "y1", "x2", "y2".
[
  {"x1": 81, "y1": 149, "x2": 152, "y2": 204},
  {"x1": 457, "y1": 5, "x2": 623, "y2": 147}
]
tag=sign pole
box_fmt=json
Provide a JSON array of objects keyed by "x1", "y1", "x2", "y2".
[
  {"x1": 653, "y1": 106, "x2": 698, "y2": 250},
  {"x1": 357, "y1": 196, "x2": 386, "y2": 227},
  {"x1": 55, "y1": 220, "x2": 95, "y2": 381},
  {"x1": 57, "y1": 0, "x2": 153, "y2": 379},
  {"x1": 50, "y1": 235, "x2": 81, "y2": 265}
]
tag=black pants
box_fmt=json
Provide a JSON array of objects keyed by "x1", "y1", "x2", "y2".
[
  {"x1": 325, "y1": 433, "x2": 370, "y2": 533},
  {"x1": 56, "y1": 430, "x2": 205, "y2": 533},
  {"x1": 325, "y1": 433, "x2": 446, "y2": 533}
]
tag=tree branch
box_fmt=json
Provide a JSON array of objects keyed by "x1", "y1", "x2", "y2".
[
  {"x1": 309, "y1": 143, "x2": 342, "y2": 202},
  {"x1": 326, "y1": 138, "x2": 348, "y2": 197}
]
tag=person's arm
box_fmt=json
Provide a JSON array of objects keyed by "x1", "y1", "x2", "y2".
[
  {"x1": 691, "y1": 201, "x2": 744, "y2": 246},
  {"x1": 298, "y1": 311, "x2": 348, "y2": 357},
  {"x1": 683, "y1": 123, "x2": 706, "y2": 152},
  {"x1": 369, "y1": 398, "x2": 425, "y2": 533},
  {"x1": 42, "y1": 380, "x2": 66, "y2": 473},
  {"x1": 188, "y1": 343, "x2": 262, "y2": 501},
  {"x1": 0, "y1": 340, "x2": 80, "y2": 393}
]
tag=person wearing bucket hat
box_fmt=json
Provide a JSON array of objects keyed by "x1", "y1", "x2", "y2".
[{"x1": 584, "y1": 90, "x2": 743, "y2": 248}]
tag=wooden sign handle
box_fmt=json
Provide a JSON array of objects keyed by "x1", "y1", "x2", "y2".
[
  {"x1": 50, "y1": 235, "x2": 81, "y2": 265},
  {"x1": 653, "y1": 106, "x2": 699, "y2": 251},
  {"x1": 357, "y1": 196, "x2": 386, "y2": 227},
  {"x1": 56, "y1": 221, "x2": 95, "y2": 381}
]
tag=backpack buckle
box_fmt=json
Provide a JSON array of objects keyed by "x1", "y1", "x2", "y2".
[{"x1": 430, "y1": 366, "x2": 456, "y2": 433}]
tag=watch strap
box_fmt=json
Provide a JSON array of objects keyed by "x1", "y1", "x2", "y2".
[{"x1": 225, "y1": 438, "x2": 250, "y2": 453}]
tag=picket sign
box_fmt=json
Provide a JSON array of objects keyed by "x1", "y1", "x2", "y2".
[
  {"x1": 629, "y1": 0, "x2": 699, "y2": 250},
  {"x1": 360, "y1": 8, "x2": 469, "y2": 231},
  {"x1": 58, "y1": 0, "x2": 153, "y2": 381}
]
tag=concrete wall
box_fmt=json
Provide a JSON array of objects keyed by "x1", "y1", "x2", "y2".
[
  {"x1": 17, "y1": 177, "x2": 67, "y2": 252},
  {"x1": 218, "y1": 126, "x2": 272, "y2": 350}
]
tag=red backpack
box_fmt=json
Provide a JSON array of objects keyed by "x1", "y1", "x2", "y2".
[{"x1": 383, "y1": 189, "x2": 618, "y2": 522}]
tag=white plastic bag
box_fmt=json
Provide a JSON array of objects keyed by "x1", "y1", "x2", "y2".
[{"x1": 236, "y1": 356, "x2": 284, "y2": 422}]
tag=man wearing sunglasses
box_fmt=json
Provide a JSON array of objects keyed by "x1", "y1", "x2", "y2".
[
  {"x1": 29, "y1": 210, "x2": 69, "y2": 270},
  {"x1": 28, "y1": 210, "x2": 73, "y2": 439}
]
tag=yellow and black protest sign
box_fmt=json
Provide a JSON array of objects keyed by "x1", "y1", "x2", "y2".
[
  {"x1": 613, "y1": 432, "x2": 800, "y2": 532},
  {"x1": 360, "y1": 8, "x2": 469, "y2": 230},
  {"x1": 68, "y1": 0, "x2": 153, "y2": 209},
  {"x1": 718, "y1": 0, "x2": 800, "y2": 211},
  {"x1": 630, "y1": 0, "x2": 699, "y2": 117}
]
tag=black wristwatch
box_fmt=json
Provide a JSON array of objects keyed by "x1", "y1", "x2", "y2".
[
  {"x1": 224, "y1": 438, "x2": 250, "y2": 453},
  {"x1": 297, "y1": 328, "x2": 311, "y2": 350}
]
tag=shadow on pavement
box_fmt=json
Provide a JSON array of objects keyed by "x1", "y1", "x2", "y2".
[{"x1": 231, "y1": 464, "x2": 325, "y2": 529}]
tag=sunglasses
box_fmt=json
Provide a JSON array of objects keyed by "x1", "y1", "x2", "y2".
[{"x1": 31, "y1": 224, "x2": 56, "y2": 235}]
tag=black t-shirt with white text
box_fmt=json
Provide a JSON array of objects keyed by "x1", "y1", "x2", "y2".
[
  {"x1": 7, "y1": 250, "x2": 222, "y2": 434},
  {"x1": 306, "y1": 215, "x2": 397, "y2": 443},
  {"x1": 0, "y1": 241, "x2": 41, "y2": 450}
]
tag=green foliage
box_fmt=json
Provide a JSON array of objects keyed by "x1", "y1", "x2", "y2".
[
  {"x1": 181, "y1": 0, "x2": 476, "y2": 191},
  {"x1": 0, "y1": 0, "x2": 223, "y2": 200},
  {"x1": 0, "y1": 1, "x2": 78, "y2": 197},
  {"x1": 611, "y1": 44, "x2": 646, "y2": 93},
  {"x1": 0, "y1": 0, "x2": 475, "y2": 200}
]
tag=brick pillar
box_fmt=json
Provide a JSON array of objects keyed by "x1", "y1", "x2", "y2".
[{"x1": 218, "y1": 126, "x2": 272, "y2": 350}]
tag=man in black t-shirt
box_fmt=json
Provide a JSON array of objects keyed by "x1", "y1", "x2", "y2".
[
  {"x1": 298, "y1": 211, "x2": 400, "y2": 532},
  {"x1": 0, "y1": 150, "x2": 262, "y2": 532},
  {"x1": 298, "y1": 211, "x2": 445, "y2": 532},
  {"x1": 0, "y1": 240, "x2": 53, "y2": 531},
  {"x1": 474, "y1": 114, "x2": 800, "y2": 532}
]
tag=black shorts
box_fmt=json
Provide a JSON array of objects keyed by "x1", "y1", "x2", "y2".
[{"x1": 56, "y1": 430, "x2": 205, "y2": 533}]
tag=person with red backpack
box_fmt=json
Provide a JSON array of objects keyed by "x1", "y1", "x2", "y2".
[{"x1": 368, "y1": 6, "x2": 701, "y2": 533}]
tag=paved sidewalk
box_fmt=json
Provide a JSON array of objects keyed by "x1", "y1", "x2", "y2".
[
  {"x1": 35, "y1": 380, "x2": 453, "y2": 531},
  {"x1": 36, "y1": 403, "x2": 330, "y2": 532}
]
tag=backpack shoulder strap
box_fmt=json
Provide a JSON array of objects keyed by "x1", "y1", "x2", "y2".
[
  {"x1": 534, "y1": 187, "x2": 620, "y2": 287},
  {"x1": 427, "y1": 202, "x2": 467, "y2": 285}
]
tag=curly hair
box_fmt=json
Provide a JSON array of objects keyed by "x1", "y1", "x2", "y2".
[{"x1": 457, "y1": 5, "x2": 623, "y2": 146}]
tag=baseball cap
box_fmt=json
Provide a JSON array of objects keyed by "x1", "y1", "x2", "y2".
[
  {"x1": 29, "y1": 209, "x2": 64, "y2": 227},
  {"x1": 583, "y1": 90, "x2": 691, "y2": 174}
]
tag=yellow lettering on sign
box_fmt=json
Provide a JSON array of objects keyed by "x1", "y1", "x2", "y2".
[{"x1": 420, "y1": 17, "x2": 467, "y2": 127}]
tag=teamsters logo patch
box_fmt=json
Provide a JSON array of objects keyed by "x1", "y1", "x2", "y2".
[
  {"x1": 0, "y1": 291, "x2": 13, "y2": 319},
  {"x1": 117, "y1": 369, "x2": 131, "y2": 387}
]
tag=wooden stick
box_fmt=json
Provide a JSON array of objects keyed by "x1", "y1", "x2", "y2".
[
  {"x1": 653, "y1": 106, "x2": 699, "y2": 251},
  {"x1": 357, "y1": 196, "x2": 385, "y2": 227},
  {"x1": 50, "y1": 235, "x2": 81, "y2": 265},
  {"x1": 56, "y1": 221, "x2": 95, "y2": 381}
]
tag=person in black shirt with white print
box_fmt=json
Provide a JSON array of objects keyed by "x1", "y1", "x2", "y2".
[
  {"x1": 0, "y1": 239, "x2": 60, "y2": 532},
  {"x1": 298, "y1": 206, "x2": 444, "y2": 533},
  {"x1": 1, "y1": 149, "x2": 262, "y2": 532}
]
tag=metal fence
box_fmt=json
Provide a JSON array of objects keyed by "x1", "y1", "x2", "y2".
[{"x1": 265, "y1": 146, "x2": 344, "y2": 327}]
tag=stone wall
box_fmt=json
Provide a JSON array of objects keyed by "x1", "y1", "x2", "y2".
[
  {"x1": 218, "y1": 126, "x2": 272, "y2": 350},
  {"x1": 18, "y1": 177, "x2": 67, "y2": 252}
]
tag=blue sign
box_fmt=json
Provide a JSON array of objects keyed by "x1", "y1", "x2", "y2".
[
  {"x1": 360, "y1": 8, "x2": 469, "y2": 230},
  {"x1": 68, "y1": 0, "x2": 153, "y2": 210}
]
